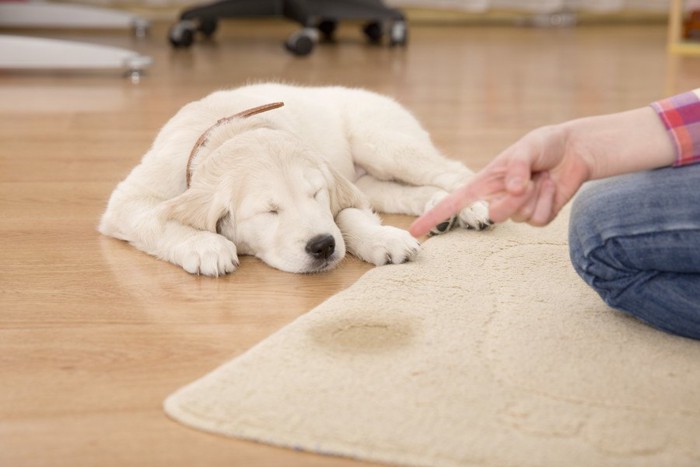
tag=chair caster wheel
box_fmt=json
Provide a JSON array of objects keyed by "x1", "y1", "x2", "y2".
[
  {"x1": 389, "y1": 20, "x2": 408, "y2": 46},
  {"x1": 199, "y1": 18, "x2": 218, "y2": 38},
  {"x1": 363, "y1": 21, "x2": 383, "y2": 44},
  {"x1": 318, "y1": 20, "x2": 337, "y2": 42},
  {"x1": 132, "y1": 18, "x2": 150, "y2": 39},
  {"x1": 168, "y1": 20, "x2": 196, "y2": 48},
  {"x1": 285, "y1": 28, "x2": 318, "y2": 56}
]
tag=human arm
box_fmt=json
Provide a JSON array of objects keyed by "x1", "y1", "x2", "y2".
[
  {"x1": 409, "y1": 91, "x2": 700, "y2": 237},
  {"x1": 487, "y1": 105, "x2": 676, "y2": 226}
]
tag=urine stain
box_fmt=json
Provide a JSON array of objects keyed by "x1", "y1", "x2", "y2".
[{"x1": 308, "y1": 316, "x2": 414, "y2": 354}]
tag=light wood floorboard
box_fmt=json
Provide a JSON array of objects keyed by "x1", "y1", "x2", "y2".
[{"x1": 1, "y1": 19, "x2": 698, "y2": 467}]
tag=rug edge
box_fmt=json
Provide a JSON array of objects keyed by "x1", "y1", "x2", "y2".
[{"x1": 164, "y1": 391, "x2": 485, "y2": 467}]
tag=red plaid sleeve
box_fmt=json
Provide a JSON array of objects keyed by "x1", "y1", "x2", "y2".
[{"x1": 650, "y1": 89, "x2": 700, "y2": 167}]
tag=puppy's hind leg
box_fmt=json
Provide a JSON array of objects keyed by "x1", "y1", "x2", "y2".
[
  {"x1": 355, "y1": 173, "x2": 491, "y2": 236},
  {"x1": 350, "y1": 130, "x2": 492, "y2": 230},
  {"x1": 352, "y1": 130, "x2": 473, "y2": 191},
  {"x1": 354, "y1": 173, "x2": 446, "y2": 216}
]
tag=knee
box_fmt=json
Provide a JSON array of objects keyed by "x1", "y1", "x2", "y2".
[
  {"x1": 568, "y1": 183, "x2": 616, "y2": 286},
  {"x1": 567, "y1": 184, "x2": 639, "y2": 307}
]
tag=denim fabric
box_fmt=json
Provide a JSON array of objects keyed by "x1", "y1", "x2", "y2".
[{"x1": 568, "y1": 164, "x2": 700, "y2": 339}]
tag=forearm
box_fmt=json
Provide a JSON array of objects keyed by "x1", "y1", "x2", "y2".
[
  {"x1": 562, "y1": 106, "x2": 676, "y2": 181},
  {"x1": 563, "y1": 89, "x2": 700, "y2": 182}
]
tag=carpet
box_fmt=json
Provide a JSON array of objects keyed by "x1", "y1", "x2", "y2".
[{"x1": 164, "y1": 208, "x2": 700, "y2": 467}]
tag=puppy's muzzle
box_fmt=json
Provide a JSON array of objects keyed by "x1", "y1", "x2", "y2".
[{"x1": 306, "y1": 234, "x2": 335, "y2": 260}]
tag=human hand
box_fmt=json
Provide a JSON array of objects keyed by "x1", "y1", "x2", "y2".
[
  {"x1": 410, "y1": 123, "x2": 591, "y2": 237},
  {"x1": 481, "y1": 124, "x2": 591, "y2": 225}
]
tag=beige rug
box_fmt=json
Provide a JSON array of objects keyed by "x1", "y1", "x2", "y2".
[{"x1": 164, "y1": 208, "x2": 700, "y2": 467}]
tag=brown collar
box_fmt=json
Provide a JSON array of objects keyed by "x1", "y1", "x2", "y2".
[{"x1": 185, "y1": 102, "x2": 284, "y2": 188}]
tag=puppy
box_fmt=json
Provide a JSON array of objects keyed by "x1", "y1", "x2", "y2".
[{"x1": 99, "y1": 83, "x2": 490, "y2": 275}]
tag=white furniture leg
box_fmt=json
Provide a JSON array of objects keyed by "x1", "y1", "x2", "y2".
[
  {"x1": 0, "y1": 2, "x2": 150, "y2": 37},
  {"x1": 0, "y1": 35, "x2": 152, "y2": 80},
  {"x1": 0, "y1": 2, "x2": 152, "y2": 79}
]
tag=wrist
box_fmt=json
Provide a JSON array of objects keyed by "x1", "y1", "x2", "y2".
[{"x1": 557, "y1": 119, "x2": 596, "y2": 181}]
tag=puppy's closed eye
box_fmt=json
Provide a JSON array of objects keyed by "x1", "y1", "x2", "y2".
[
  {"x1": 266, "y1": 203, "x2": 280, "y2": 215},
  {"x1": 313, "y1": 189, "x2": 329, "y2": 204}
]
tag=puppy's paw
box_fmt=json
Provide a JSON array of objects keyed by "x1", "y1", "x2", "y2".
[
  {"x1": 423, "y1": 192, "x2": 458, "y2": 236},
  {"x1": 423, "y1": 192, "x2": 493, "y2": 234},
  {"x1": 457, "y1": 200, "x2": 493, "y2": 231},
  {"x1": 362, "y1": 226, "x2": 421, "y2": 266},
  {"x1": 174, "y1": 232, "x2": 239, "y2": 276}
]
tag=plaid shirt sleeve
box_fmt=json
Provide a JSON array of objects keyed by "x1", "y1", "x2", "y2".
[{"x1": 650, "y1": 89, "x2": 700, "y2": 167}]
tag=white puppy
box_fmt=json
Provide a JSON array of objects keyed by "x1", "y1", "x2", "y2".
[{"x1": 99, "y1": 83, "x2": 490, "y2": 276}]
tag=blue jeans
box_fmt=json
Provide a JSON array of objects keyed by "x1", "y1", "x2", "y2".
[{"x1": 568, "y1": 163, "x2": 700, "y2": 340}]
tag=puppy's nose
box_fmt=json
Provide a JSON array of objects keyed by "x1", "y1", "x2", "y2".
[{"x1": 306, "y1": 234, "x2": 335, "y2": 260}]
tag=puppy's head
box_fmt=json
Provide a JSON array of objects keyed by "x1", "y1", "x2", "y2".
[{"x1": 163, "y1": 126, "x2": 367, "y2": 273}]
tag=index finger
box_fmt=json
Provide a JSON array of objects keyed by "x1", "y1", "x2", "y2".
[{"x1": 409, "y1": 168, "x2": 507, "y2": 238}]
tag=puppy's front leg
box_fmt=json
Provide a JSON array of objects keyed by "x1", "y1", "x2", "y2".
[
  {"x1": 100, "y1": 201, "x2": 239, "y2": 277},
  {"x1": 336, "y1": 208, "x2": 420, "y2": 266},
  {"x1": 155, "y1": 221, "x2": 239, "y2": 277}
]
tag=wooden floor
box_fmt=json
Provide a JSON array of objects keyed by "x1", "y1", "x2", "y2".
[{"x1": 2, "y1": 19, "x2": 698, "y2": 467}]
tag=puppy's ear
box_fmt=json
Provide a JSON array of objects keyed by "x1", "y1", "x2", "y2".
[
  {"x1": 326, "y1": 166, "x2": 371, "y2": 216},
  {"x1": 161, "y1": 188, "x2": 229, "y2": 232}
]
